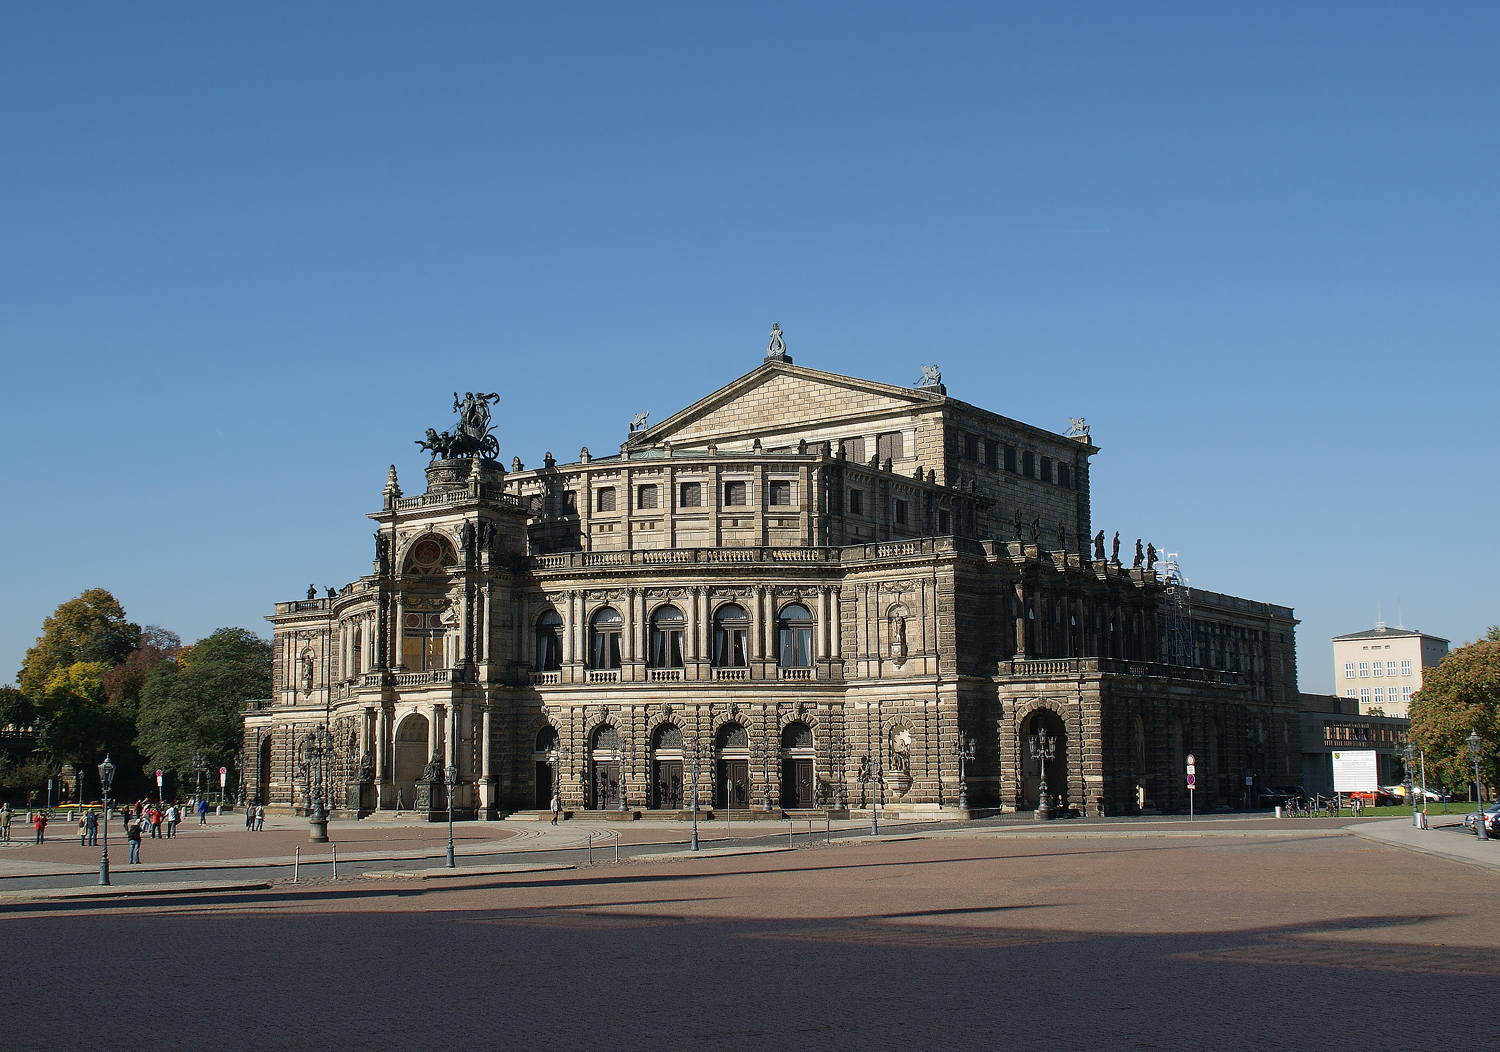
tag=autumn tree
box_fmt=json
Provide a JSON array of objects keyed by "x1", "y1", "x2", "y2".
[
  {"x1": 1409, "y1": 638, "x2": 1500, "y2": 797},
  {"x1": 135, "y1": 627, "x2": 271, "y2": 788},
  {"x1": 18, "y1": 589, "x2": 140, "y2": 698}
]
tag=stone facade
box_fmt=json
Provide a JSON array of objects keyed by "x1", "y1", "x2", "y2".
[{"x1": 244, "y1": 356, "x2": 1300, "y2": 819}]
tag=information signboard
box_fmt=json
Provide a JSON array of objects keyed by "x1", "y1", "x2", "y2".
[{"x1": 1332, "y1": 751, "x2": 1379, "y2": 793}]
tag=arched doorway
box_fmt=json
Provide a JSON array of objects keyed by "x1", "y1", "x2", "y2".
[
  {"x1": 591, "y1": 725, "x2": 620, "y2": 809},
  {"x1": 780, "y1": 722, "x2": 815, "y2": 808},
  {"x1": 716, "y1": 723, "x2": 750, "y2": 809},
  {"x1": 534, "y1": 726, "x2": 558, "y2": 809},
  {"x1": 394, "y1": 713, "x2": 430, "y2": 810},
  {"x1": 652, "y1": 724, "x2": 684, "y2": 810},
  {"x1": 1019, "y1": 708, "x2": 1069, "y2": 811},
  {"x1": 258, "y1": 736, "x2": 272, "y2": 805}
]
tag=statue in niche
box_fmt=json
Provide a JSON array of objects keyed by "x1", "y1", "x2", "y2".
[
  {"x1": 1057, "y1": 520, "x2": 1067, "y2": 551},
  {"x1": 1133, "y1": 539, "x2": 1144, "y2": 569},
  {"x1": 300, "y1": 651, "x2": 315, "y2": 695},
  {"x1": 1093, "y1": 530, "x2": 1106, "y2": 561},
  {"x1": 359, "y1": 751, "x2": 374, "y2": 783},
  {"x1": 374, "y1": 533, "x2": 390, "y2": 574},
  {"x1": 889, "y1": 611, "x2": 908, "y2": 665},
  {"x1": 1111, "y1": 532, "x2": 1121, "y2": 563},
  {"x1": 1146, "y1": 543, "x2": 1157, "y2": 571},
  {"x1": 889, "y1": 728, "x2": 912, "y2": 774},
  {"x1": 1014, "y1": 510, "x2": 1024, "y2": 542},
  {"x1": 1028, "y1": 517, "x2": 1041, "y2": 544}
]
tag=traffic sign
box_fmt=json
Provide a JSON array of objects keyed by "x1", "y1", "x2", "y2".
[
  {"x1": 1186, "y1": 763, "x2": 1195, "y2": 775},
  {"x1": 1187, "y1": 754, "x2": 1195, "y2": 766},
  {"x1": 155, "y1": 769, "x2": 163, "y2": 785},
  {"x1": 219, "y1": 767, "x2": 228, "y2": 784},
  {"x1": 1187, "y1": 773, "x2": 1196, "y2": 788}
]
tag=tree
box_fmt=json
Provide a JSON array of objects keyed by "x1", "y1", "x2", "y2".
[
  {"x1": 1409, "y1": 639, "x2": 1500, "y2": 796},
  {"x1": 135, "y1": 628, "x2": 271, "y2": 788},
  {"x1": 0, "y1": 685, "x2": 36, "y2": 731},
  {"x1": 100, "y1": 626, "x2": 181, "y2": 713},
  {"x1": 32, "y1": 661, "x2": 135, "y2": 767},
  {"x1": 18, "y1": 590, "x2": 140, "y2": 698},
  {"x1": 1486, "y1": 625, "x2": 1500, "y2": 643}
]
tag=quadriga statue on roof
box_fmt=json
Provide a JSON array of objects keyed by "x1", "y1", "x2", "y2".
[{"x1": 415, "y1": 391, "x2": 501, "y2": 460}]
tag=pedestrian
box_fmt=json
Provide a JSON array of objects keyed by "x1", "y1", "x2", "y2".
[
  {"x1": 32, "y1": 810, "x2": 47, "y2": 844},
  {"x1": 85, "y1": 809, "x2": 99, "y2": 847},
  {"x1": 148, "y1": 806, "x2": 161, "y2": 838},
  {"x1": 126, "y1": 815, "x2": 142, "y2": 864},
  {"x1": 78, "y1": 814, "x2": 88, "y2": 846},
  {"x1": 0, "y1": 804, "x2": 12, "y2": 842},
  {"x1": 245, "y1": 803, "x2": 254, "y2": 831},
  {"x1": 165, "y1": 803, "x2": 178, "y2": 838},
  {"x1": 198, "y1": 797, "x2": 208, "y2": 825},
  {"x1": 550, "y1": 792, "x2": 561, "y2": 825},
  {"x1": 255, "y1": 804, "x2": 265, "y2": 831}
]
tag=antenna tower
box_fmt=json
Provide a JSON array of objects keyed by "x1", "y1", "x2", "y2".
[{"x1": 1160, "y1": 552, "x2": 1192, "y2": 666}]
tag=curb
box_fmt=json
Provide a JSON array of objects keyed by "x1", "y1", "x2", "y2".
[
  {"x1": 0, "y1": 879, "x2": 271, "y2": 903},
  {"x1": 360, "y1": 862, "x2": 576, "y2": 880}
]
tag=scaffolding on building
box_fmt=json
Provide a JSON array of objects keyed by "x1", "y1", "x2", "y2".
[{"x1": 1159, "y1": 552, "x2": 1193, "y2": 666}]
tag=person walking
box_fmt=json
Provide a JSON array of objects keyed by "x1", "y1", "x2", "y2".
[
  {"x1": 255, "y1": 804, "x2": 265, "y2": 831},
  {"x1": 126, "y1": 815, "x2": 142, "y2": 864},
  {"x1": 245, "y1": 804, "x2": 254, "y2": 831},
  {"x1": 165, "y1": 803, "x2": 178, "y2": 838},
  {"x1": 148, "y1": 806, "x2": 161, "y2": 839},
  {"x1": 85, "y1": 809, "x2": 98, "y2": 847},
  {"x1": 32, "y1": 810, "x2": 47, "y2": 844},
  {"x1": 78, "y1": 814, "x2": 88, "y2": 846},
  {"x1": 1, "y1": 804, "x2": 12, "y2": 843},
  {"x1": 197, "y1": 797, "x2": 208, "y2": 825},
  {"x1": 550, "y1": 792, "x2": 561, "y2": 825}
]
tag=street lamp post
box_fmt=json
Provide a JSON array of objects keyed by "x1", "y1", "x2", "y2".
[
  {"x1": 1404, "y1": 742, "x2": 1419, "y2": 828},
  {"x1": 616, "y1": 737, "x2": 632, "y2": 813},
  {"x1": 686, "y1": 737, "x2": 701, "y2": 851},
  {"x1": 192, "y1": 751, "x2": 208, "y2": 813},
  {"x1": 858, "y1": 753, "x2": 885, "y2": 836},
  {"x1": 97, "y1": 755, "x2": 115, "y2": 886},
  {"x1": 302, "y1": 724, "x2": 332, "y2": 843},
  {"x1": 1467, "y1": 730, "x2": 1487, "y2": 841},
  {"x1": 831, "y1": 733, "x2": 847, "y2": 811},
  {"x1": 1030, "y1": 730, "x2": 1057, "y2": 821},
  {"x1": 445, "y1": 763, "x2": 458, "y2": 867},
  {"x1": 952, "y1": 730, "x2": 976, "y2": 812}
]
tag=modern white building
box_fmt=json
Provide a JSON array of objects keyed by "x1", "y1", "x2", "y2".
[{"x1": 1331, "y1": 625, "x2": 1449, "y2": 718}]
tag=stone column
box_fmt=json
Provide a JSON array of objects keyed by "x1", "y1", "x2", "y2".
[
  {"x1": 394, "y1": 592, "x2": 406, "y2": 669},
  {"x1": 374, "y1": 707, "x2": 386, "y2": 810}
]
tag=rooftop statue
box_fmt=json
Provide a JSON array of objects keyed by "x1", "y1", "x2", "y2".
[
  {"x1": 916, "y1": 364, "x2": 942, "y2": 387},
  {"x1": 629, "y1": 410, "x2": 651, "y2": 434},
  {"x1": 766, "y1": 322, "x2": 788, "y2": 360},
  {"x1": 1066, "y1": 417, "x2": 1090, "y2": 438},
  {"x1": 416, "y1": 391, "x2": 500, "y2": 460}
]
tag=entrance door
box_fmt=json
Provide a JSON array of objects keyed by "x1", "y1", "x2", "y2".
[
  {"x1": 593, "y1": 760, "x2": 620, "y2": 809},
  {"x1": 535, "y1": 761, "x2": 554, "y2": 809},
  {"x1": 1019, "y1": 710, "x2": 1069, "y2": 810},
  {"x1": 781, "y1": 758, "x2": 816, "y2": 808},
  {"x1": 718, "y1": 759, "x2": 750, "y2": 808},
  {"x1": 654, "y1": 760, "x2": 683, "y2": 810}
]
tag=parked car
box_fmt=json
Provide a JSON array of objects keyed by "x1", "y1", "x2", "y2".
[
  {"x1": 1273, "y1": 785, "x2": 1309, "y2": 806},
  {"x1": 1462, "y1": 802, "x2": 1500, "y2": 836},
  {"x1": 1253, "y1": 785, "x2": 1289, "y2": 808},
  {"x1": 1347, "y1": 789, "x2": 1402, "y2": 807}
]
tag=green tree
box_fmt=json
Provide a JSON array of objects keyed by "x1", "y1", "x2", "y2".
[
  {"x1": 0, "y1": 685, "x2": 36, "y2": 731},
  {"x1": 135, "y1": 628, "x2": 271, "y2": 787},
  {"x1": 1409, "y1": 639, "x2": 1500, "y2": 796},
  {"x1": 18, "y1": 589, "x2": 140, "y2": 698},
  {"x1": 33, "y1": 661, "x2": 135, "y2": 766},
  {"x1": 1486, "y1": 625, "x2": 1500, "y2": 643}
]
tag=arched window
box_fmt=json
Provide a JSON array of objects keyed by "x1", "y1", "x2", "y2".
[
  {"x1": 777, "y1": 603, "x2": 813, "y2": 667},
  {"x1": 649, "y1": 605, "x2": 685, "y2": 669},
  {"x1": 712, "y1": 604, "x2": 750, "y2": 668},
  {"x1": 590, "y1": 607, "x2": 622, "y2": 670},
  {"x1": 402, "y1": 535, "x2": 458, "y2": 576},
  {"x1": 535, "y1": 726, "x2": 559, "y2": 755},
  {"x1": 535, "y1": 611, "x2": 562, "y2": 671}
]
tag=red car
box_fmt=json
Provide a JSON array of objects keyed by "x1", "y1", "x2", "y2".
[{"x1": 1346, "y1": 789, "x2": 1402, "y2": 807}]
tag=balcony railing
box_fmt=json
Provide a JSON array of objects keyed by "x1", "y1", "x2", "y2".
[
  {"x1": 713, "y1": 668, "x2": 750, "y2": 681},
  {"x1": 587, "y1": 669, "x2": 621, "y2": 684},
  {"x1": 531, "y1": 671, "x2": 561, "y2": 685},
  {"x1": 649, "y1": 668, "x2": 683, "y2": 682},
  {"x1": 778, "y1": 667, "x2": 813, "y2": 680},
  {"x1": 530, "y1": 546, "x2": 842, "y2": 571}
]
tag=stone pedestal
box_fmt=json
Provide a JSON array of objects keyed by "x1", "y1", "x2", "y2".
[
  {"x1": 414, "y1": 780, "x2": 443, "y2": 821},
  {"x1": 345, "y1": 781, "x2": 374, "y2": 815},
  {"x1": 308, "y1": 817, "x2": 329, "y2": 842},
  {"x1": 1034, "y1": 793, "x2": 1055, "y2": 821}
]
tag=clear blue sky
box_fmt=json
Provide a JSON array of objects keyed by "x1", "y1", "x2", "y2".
[{"x1": 3, "y1": 4, "x2": 1496, "y2": 694}]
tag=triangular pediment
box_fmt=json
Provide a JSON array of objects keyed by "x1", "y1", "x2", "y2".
[{"x1": 630, "y1": 362, "x2": 942, "y2": 450}]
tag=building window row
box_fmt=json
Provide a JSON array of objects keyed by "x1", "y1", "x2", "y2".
[
  {"x1": 1352, "y1": 659, "x2": 1413, "y2": 678},
  {"x1": 957, "y1": 431, "x2": 1076, "y2": 489},
  {"x1": 540, "y1": 602, "x2": 821, "y2": 672},
  {"x1": 593, "y1": 480, "x2": 800, "y2": 514}
]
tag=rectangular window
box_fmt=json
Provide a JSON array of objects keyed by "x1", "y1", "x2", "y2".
[
  {"x1": 984, "y1": 441, "x2": 999, "y2": 469},
  {"x1": 964, "y1": 433, "x2": 979, "y2": 461},
  {"x1": 1058, "y1": 463, "x2": 1071, "y2": 488},
  {"x1": 1004, "y1": 445, "x2": 1017, "y2": 473},
  {"x1": 565, "y1": 491, "x2": 578, "y2": 512},
  {"x1": 724, "y1": 481, "x2": 747, "y2": 506},
  {"x1": 769, "y1": 480, "x2": 792, "y2": 506},
  {"x1": 938, "y1": 508, "x2": 951, "y2": 533},
  {"x1": 637, "y1": 484, "x2": 658, "y2": 510},
  {"x1": 1386, "y1": 661, "x2": 1397, "y2": 676},
  {"x1": 1022, "y1": 451, "x2": 1035, "y2": 478},
  {"x1": 844, "y1": 436, "x2": 865, "y2": 463},
  {"x1": 679, "y1": 482, "x2": 702, "y2": 508},
  {"x1": 1373, "y1": 687, "x2": 1384, "y2": 702},
  {"x1": 848, "y1": 489, "x2": 863, "y2": 515},
  {"x1": 1400, "y1": 659, "x2": 1411, "y2": 676},
  {"x1": 1040, "y1": 456, "x2": 1053, "y2": 483},
  {"x1": 1344, "y1": 662, "x2": 1356, "y2": 678},
  {"x1": 1345, "y1": 688, "x2": 1357, "y2": 698},
  {"x1": 596, "y1": 487, "x2": 616, "y2": 512},
  {"x1": 1359, "y1": 687, "x2": 1370, "y2": 703},
  {"x1": 877, "y1": 431, "x2": 904, "y2": 462},
  {"x1": 1358, "y1": 662, "x2": 1369, "y2": 677},
  {"x1": 1371, "y1": 661, "x2": 1382, "y2": 677},
  {"x1": 894, "y1": 499, "x2": 908, "y2": 525},
  {"x1": 1402, "y1": 686, "x2": 1412, "y2": 701}
]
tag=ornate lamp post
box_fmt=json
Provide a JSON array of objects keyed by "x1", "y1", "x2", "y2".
[
  {"x1": 445, "y1": 763, "x2": 458, "y2": 867},
  {"x1": 97, "y1": 755, "x2": 115, "y2": 886},
  {"x1": 1030, "y1": 730, "x2": 1057, "y2": 821},
  {"x1": 952, "y1": 731, "x2": 976, "y2": 812},
  {"x1": 301, "y1": 724, "x2": 333, "y2": 843},
  {"x1": 1468, "y1": 730, "x2": 1487, "y2": 841},
  {"x1": 858, "y1": 753, "x2": 885, "y2": 836},
  {"x1": 754, "y1": 736, "x2": 774, "y2": 811},
  {"x1": 616, "y1": 736, "x2": 633, "y2": 813},
  {"x1": 830, "y1": 733, "x2": 847, "y2": 811},
  {"x1": 1404, "y1": 741, "x2": 1418, "y2": 827},
  {"x1": 192, "y1": 751, "x2": 208, "y2": 809},
  {"x1": 686, "y1": 737, "x2": 701, "y2": 851}
]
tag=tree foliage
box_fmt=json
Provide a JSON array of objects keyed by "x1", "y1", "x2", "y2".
[
  {"x1": 18, "y1": 589, "x2": 139, "y2": 698},
  {"x1": 135, "y1": 627, "x2": 271, "y2": 784},
  {"x1": 0, "y1": 685, "x2": 36, "y2": 731},
  {"x1": 1409, "y1": 639, "x2": 1500, "y2": 792},
  {"x1": 33, "y1": 660, "x2": 135, "y2": 766}
]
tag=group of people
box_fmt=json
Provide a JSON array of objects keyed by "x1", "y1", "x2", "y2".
[{"x1": 243, "y1": 804, "x2": 267, "y2": 831}]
